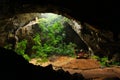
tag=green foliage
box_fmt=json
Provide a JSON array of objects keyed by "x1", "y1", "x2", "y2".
[
  {"x1": 4, "y1": 39, "x2": 30, "y2": 61},
  {"x1": 91, "y1": 55, "x2": 100, "y2": 60},
  {"x1": 23, "y1": 54, "x2": 30, "y2": 61},
  {"x1": 91, "y1": 55, "x2": 110, "y2": 67},
  {"x1": 4, "y1": 44, "x2": 12, "y2": 50},
  {"x1": 91, "y1": 55, "x2": 120, "y2": 67},
  {"x1": 15, "y1": 39, "x2": 30, "y2": 61},
  {"x1": 111, "y1": 61, "x2": 120, "y2": 66},
  {"x1": 100, "y1": 57, "x2": 109, "y2": 67},
  {"x1": 54, "y1": 43, "x2": 76, "y2": 56},
  {"x1": 15, "y1": 40, "x2": 27, "y2": 55},
  {"x1": 32, "y1": 34, "x2": 47, "y2": 59},
  {"x1": 31, "y1": 15, "x2": 76, "y2": 61},
  {"x1": 4, "y1": 13, "x2": 76, "y2": 62}
]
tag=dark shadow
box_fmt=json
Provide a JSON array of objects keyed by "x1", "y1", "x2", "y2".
[{"x1": 0, "y1": 47, "x2": 85, "y2": 80}]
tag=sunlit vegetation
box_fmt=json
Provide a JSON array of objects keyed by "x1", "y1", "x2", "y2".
[
  {"x1": 4, "y1": 13, "x2": 120, "y2": 67},
  {"x1": 4, "y1": 13, "x2": 76, "y2": 61},
  {"x1": 91, "y1": 55, "x2": 120, "y2": 67}
]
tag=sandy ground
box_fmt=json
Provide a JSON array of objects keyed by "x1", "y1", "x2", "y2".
[{"x1": 29, "y1": 56, "x2": 120, "y2": 79}]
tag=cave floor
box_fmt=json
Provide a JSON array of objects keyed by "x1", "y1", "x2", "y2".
[{"x1": 29, "y1": 56, "x2": 120, "y2": 79}]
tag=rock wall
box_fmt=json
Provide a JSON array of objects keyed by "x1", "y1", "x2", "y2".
[
  {"x1": 0, "y1": 0, "x2": 120, "y2": 64},
  {"x1": 0, "y1": 46, "x2": 85, "y2": 80}
]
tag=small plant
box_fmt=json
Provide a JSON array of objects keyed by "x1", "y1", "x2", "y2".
[
  {"x1": 23, "y1": 54, "x2": 30, "y2": 61},
  {"x1": 15, "y1": 39, "x2": 27, "y2": 55},
  {"x1": 91, "y1": 55, "x2": 110, "y2": 67},
  {"x1": 15, "y1": 39, "x2": 30, "y2": 61},
  {"x1": 91, "y1": 55, "x2": 100, "y2": 60},
  {"x1": 4, "y1": 44, "x2": 12, "y2": 50},
  {"x1": 4, "y1": 39, "x2": 30, "y2": 61},
  {"x1": 32, "y1": 34, "x2": 48, "y2": 59},
  {"x1": 100, "y1": 57, "x2": 109, "y2": 67}
]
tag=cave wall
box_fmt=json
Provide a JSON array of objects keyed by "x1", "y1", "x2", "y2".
[
  {"x1": 0, "y1": 0, "x2": 120, "y2": 61},
  {"x1": 0, "y1": 0, "x2": 120, "y2": 30},
  {"x1": 0, "y1": 0, "x2": 120, "y2": 40},
  {"x1": 0, "y1": 1, "x2": 120, "y2": 79}
]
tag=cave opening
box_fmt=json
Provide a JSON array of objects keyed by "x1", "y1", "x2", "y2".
[
  {"x1": 0, "y1": 1, "x2": 120, "y2": 79},
  {"x1": 1, "y1": 11, "x2": 120, "y2": 70},
  {"x1": 2, "y1": 12, "x2": 90, "y2": 68}
]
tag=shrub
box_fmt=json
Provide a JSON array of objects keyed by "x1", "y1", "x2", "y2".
[
  {"x1": 4, "y1": 39, "x2": 30, "y2": 61},
  {"x1": 31, "y1": 16, "x2": 76, "y2": 60},
  {"x1": 15, "y1": 39, "x2": 30, "y2": 61}
]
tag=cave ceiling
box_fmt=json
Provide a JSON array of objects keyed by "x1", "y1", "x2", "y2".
[{"x1": 0, "y1": 0, "x2": 120, "y2": 34}]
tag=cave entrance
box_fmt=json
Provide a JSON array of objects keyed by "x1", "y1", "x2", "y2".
[{"x1": 3, "y1": 12, "x2": 89, "y2": 68}]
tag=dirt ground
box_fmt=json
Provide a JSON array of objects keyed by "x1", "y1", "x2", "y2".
[{"x1": 29, "y1": 55, "x2": 120, "y2": 79}]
